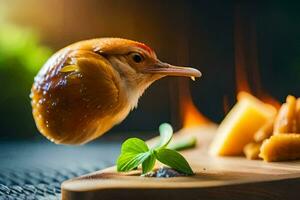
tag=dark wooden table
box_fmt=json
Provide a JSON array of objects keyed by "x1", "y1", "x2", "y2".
[{"x1": 62, "y1": 125, "x2": 300, "y2": 200}]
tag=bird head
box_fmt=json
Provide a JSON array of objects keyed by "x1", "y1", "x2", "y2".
[
  {"x1": 31, "y1": 38, "x2": 201, "y2": 145},
  {"x1": 91, "y1": 38, "x2": 201, "y2": 100}
]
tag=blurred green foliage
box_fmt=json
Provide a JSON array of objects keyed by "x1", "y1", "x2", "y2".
[{"x1": 0, "y1": 24, "x2": 52, "y2": 139}]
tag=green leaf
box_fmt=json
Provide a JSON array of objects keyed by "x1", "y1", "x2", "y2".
[
  {"x1": 168, "y1": 136, "x2": 197, "y2": 151},
  {"x1": 117, "y1": 152, "x2": 150, "y2": 172},
  {"x1": 155, "y1": 149, "x2": 194, "y2": 175},
  {"x1": 117, "y1": 138, "x2": 150, "y2": 172},
  {"x1": 121, "y1": 138, "x2": 149, "y2": 154},
  {"x1": 156, "y1": 123, "x2": 173, "y2": 149},
  {"x1": 142, "y1": 153, "x2": 156, "y2": 174},
  {"x1": 116, "y1": 124, "x2": 194, "y2": 176}
]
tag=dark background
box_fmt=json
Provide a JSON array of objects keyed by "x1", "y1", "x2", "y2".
[{"x1": 0, "y1": 0, "x2": 300, "y2": 141}]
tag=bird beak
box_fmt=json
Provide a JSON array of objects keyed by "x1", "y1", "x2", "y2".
[{"x1": 143, "y1": 61, "x2": 202, "y2": 78}]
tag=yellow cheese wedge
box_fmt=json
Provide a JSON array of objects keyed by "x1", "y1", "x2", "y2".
[
  {"x1": 259, "y1": 134, "x2": 300, "y2": 162},
  {"x1": 210, "y1": 92, "x2": 276, "y2": 156}
]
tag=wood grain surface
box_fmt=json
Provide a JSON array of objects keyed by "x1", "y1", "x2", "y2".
[{"x1": 62, "y1": 125, "x2": 300, "y2": 200}]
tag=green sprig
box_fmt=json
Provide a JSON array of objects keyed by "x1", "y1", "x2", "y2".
[{"x1": 116, "y1": 123, "x2": 194, "y2": 175}]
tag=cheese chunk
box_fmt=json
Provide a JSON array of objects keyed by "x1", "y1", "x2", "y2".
[
  {"x1": 259, "y1": 134, "x2": 300, "y2": 162},
  {"x1": 243, "y1": 142, "x2": 261, "y2": 160},
  {"x1": 210, "y1": 92, "x2": 276, "y2": 156}
]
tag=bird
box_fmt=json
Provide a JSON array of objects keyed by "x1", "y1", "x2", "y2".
[{"x1": 30, "y1": 38, "x2": 201, "y2": 145}]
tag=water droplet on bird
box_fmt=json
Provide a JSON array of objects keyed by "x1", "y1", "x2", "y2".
[{"x1": 190, "y1": 76, "x2": 195, "y2": 81}]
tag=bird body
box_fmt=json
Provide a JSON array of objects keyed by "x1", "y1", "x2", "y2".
[{"x1": 31, "y1": 38, "x2": 201, "y2": 145}]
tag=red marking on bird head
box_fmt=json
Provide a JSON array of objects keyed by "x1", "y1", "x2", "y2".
[{"x1": 134, "y1": 42, "x2": 155, "y2": 56}]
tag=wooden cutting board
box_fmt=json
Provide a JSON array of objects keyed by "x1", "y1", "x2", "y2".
[{"x1": 62, "y1": 125, "x2": 300, "y2": 200}]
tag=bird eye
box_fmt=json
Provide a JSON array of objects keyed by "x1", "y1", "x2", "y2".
[{"x1": 131, "y1": 53, "x2": 143, "y2": 63}]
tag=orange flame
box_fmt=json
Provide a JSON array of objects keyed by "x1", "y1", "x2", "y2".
[
  {"x1": 258, "y1": 94, "x2": 281, "y2": 110},
  {"x1": 181, "y1": 96, "x2": 211, "y2": 128},
  {"x1": 234, "y1": 4, "x2": 281, "y2": 109},
  {"x1": 234, "y1": 4, "x2": 251, "y2": 95},
  {"x1": 178, "y1": 79, "x2": 212, "y2": 128},
  {"x1": 223, "y1": 95, "x2": 230, "y2": 115}
]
